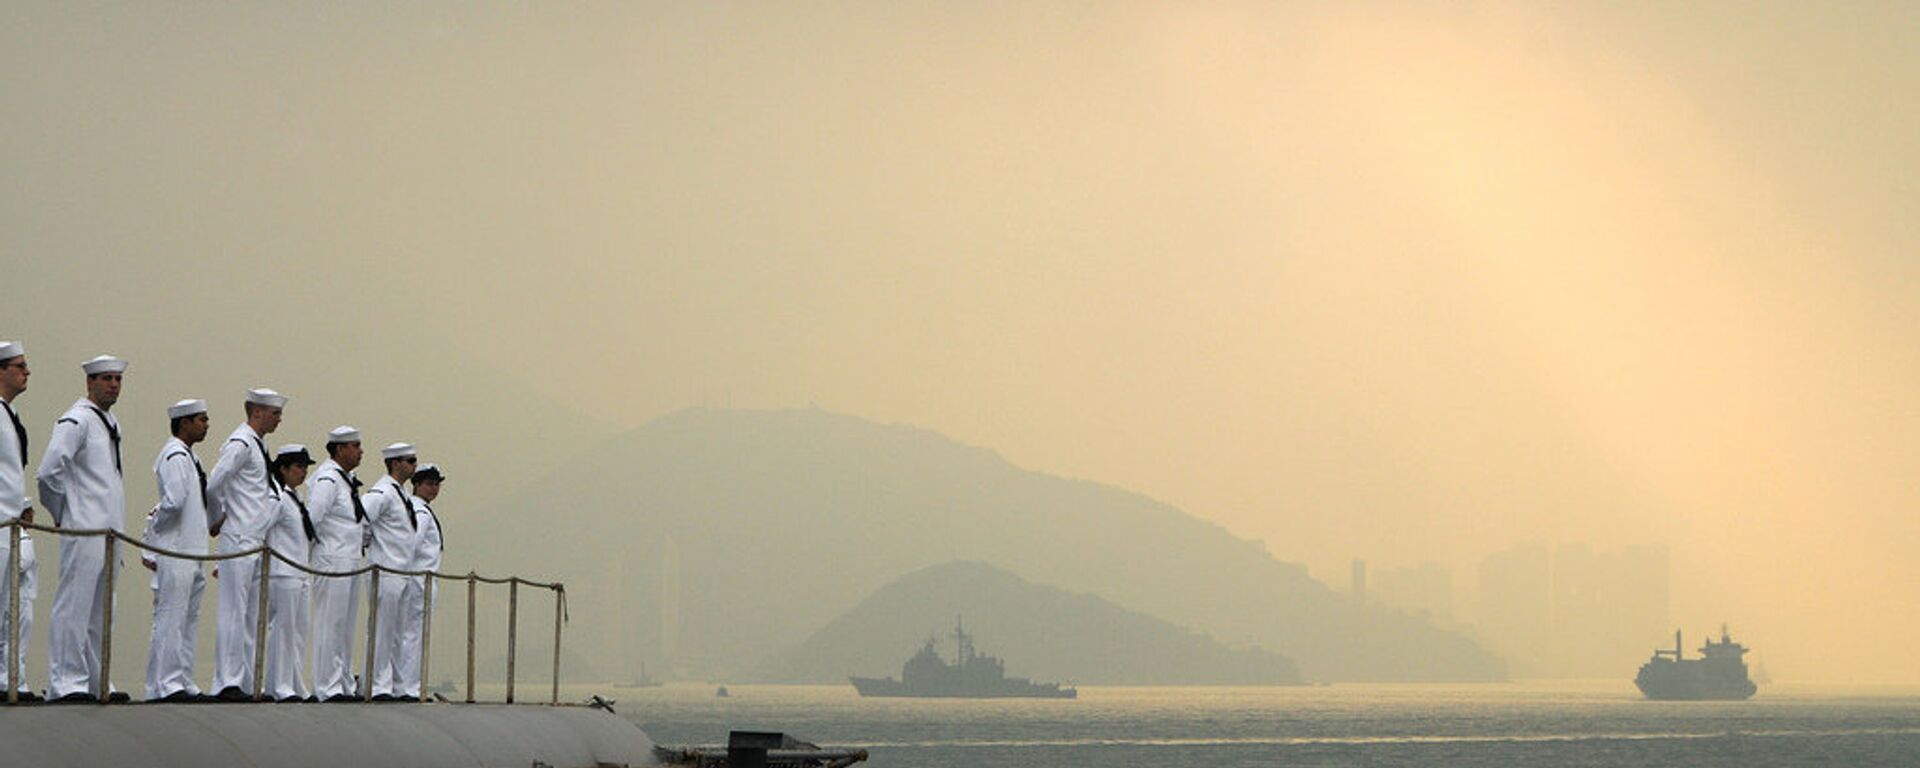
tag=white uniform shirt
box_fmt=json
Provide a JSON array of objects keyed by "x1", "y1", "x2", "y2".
[
  {"x1": 0, "y1": 397, "x2": 29, "y2": 517},
  {"x1": 306, "y1": 459, "x2": 365, "y2": 560},
  {"x1": 148, "y1": 437, "x2": 210, "y2": 555},
  {"x1": 264, "y1": 490, "x2": 314, "y2": 579},
  {"x1": 206, "y1": 424, "x2": 278, "y2": 550},
  {"x1": 409, "y1": 495, "x2": 442, "y2": 574},
  {"x1": 36, "y1": 398, "x2": 125, "y2": 532},
  {"x1": 361, "y1": 475, "x2": 418, "y2": 572}
]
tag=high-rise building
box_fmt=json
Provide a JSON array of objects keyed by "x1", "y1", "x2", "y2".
[
  {"x1": 1350, "y1": 559, "x2": 1368, "y2": 607},
  {"x1": 1373, "y1": 562, "x2": 1454, "y2": 622},
  {"x1": 1471, "y1": 542, "x2": 1669, "y2": 678}
]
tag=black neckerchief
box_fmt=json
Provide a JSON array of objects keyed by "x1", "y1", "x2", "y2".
[
  {"x1": 193, "y1": 453, "x2": 208, "y2": 505},
  {"x1": 290, "y1": 489, "x2": 316, "y2": 543},
  {"x1": 395, "y1": 480, "x2": 418, "y2": 530},
  {"x1": 253, "y1": 436, "x2": 280, "y2": 499},
  {"x1": 85, "y1": 405, "x2": 120, "y2": 475},
  {"x1": 339, "y1": 468, "x2": 366, "y2": 522},
  {"x1": 184, "y1": 450, "x2": 211, "y2": 534},
  {"x1": 229, "y1": 433, "x2": 281, "y2": 499},
  {"x1": 166, "y1": 446, "x2": 207, "y2": 506},
  {"x1": 423, "y1": 502, "x2": 443, "y2": 553},
  {"x1": 2, "y1": 400, "x2": 24, "y2": 465}
]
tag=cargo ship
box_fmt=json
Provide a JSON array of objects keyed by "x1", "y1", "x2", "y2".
[
  {"x1": 1634, "y1": 625, "x2": 1758, "y2": 700},
  {"x1": 851, "y1": 621, "x2": 1076, "y2": 699}
]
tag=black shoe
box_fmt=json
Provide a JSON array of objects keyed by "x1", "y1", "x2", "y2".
[
  {"x1": 51, "y1": 692, "x2": 96, "y2": 704},
  {"x1": 107, "y1": 691, "x2": 130, "y2": 704},
  {"x1": 305, "y1": 696, "x2": 319, "y2": 703},
  {"x1": 325, "y1": 693, "x2": 360, "y2": 703},
  {"x1": 371, "y1": 693, "x2": 395, "y2": 702},
  {"x1": 5, "y1": 691, "x2": 39, "y2": 704},
  {"x1": 215, "y1": 686, "x2": 252, "y2": 703},
  {"x1": 191, "y1": 693, "x2": 219, "y2": 703},
  {"x1": 148, "y1": 690, "x2": 196, "y2": 704},
  {"x1": 276, "y1": 695, "x2": 305, "y2": 704}
]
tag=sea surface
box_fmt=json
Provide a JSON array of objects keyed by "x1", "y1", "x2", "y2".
[{"x1": 618, "y1": 681, "x2": 1920, "y2": 767}]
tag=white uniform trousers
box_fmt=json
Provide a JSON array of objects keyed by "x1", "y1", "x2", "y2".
[
  {"x1": 395, "y1": 575, "x2": 427, "y2": 697},
  {"x1": 0, "y1": 536, "x2": 35, "y2": 694},
  {"x1": 368, "y1": 573, "x2": 408, "y2": 697},
  {"x1": 308, "y1": 553, "x2": 361, "y2": 698},
  {"x1": 143, "y1": 557, "x2": 205, "y2": 699},
  {"x1": 211, "y1": 553, "x2": 261, "y2": 694},
  {"x1": 263, "y1": 575, "x2": 311, "y2": 700},
  {"x1": 48, "y1": 538, "x2": 114, "y2": 698}
]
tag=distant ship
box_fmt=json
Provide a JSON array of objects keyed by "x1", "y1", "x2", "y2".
[
  {"x1": 850, "y1": 620, "x2": 1076, "y2": 699},
  {"x1": 1635, "y1": 625, "x2": 1758, "y2": 700}
]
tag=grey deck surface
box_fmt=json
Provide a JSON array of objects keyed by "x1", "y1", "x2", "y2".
[{"x1": 0, "y1": 702, "x2": 658, "y2": 768}]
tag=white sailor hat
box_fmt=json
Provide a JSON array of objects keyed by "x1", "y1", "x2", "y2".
[
  {"x1": 381, "y1": 442, "x2": 417, "y2": 460},
  {"x1": 0, "y1": 341, "x2": 22, "y2": 361},
  {"x1": 327, "y1": 426, "x2": 361, "y2": 445},
  {"x1": 275, "y1": 444, "x2": 317, "y2": 465},
  {"x1": 81, "y1": 355, "x2": 128, "y2": 375},
  {"x1": 245, "y1": 388, "x2": 288, "y2": 408},
  {"x1": 167, "y1": 399, "x2": 208, "y2": 419},
  {"x1": 413, "y1": 463, "x2": 444, "y2": 483}
]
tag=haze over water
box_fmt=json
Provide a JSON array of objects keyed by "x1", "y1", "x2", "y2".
[{"x1": 628, "y1": 683, "x2": 1920, "y2": 767}]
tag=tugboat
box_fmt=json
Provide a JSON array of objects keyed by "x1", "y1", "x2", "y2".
[
  {"x1": 1635, "y1": 625, "x2": 1758, "y2": 700},
  {"x1": 850, "y1": 620, "x2": 1076, "y2": 699}
]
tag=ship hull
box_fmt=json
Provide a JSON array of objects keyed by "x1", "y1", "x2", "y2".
[
  {"x1": 849, "y1": 675, "x2": 1077, "y2": 699},
  {"x1": 1634, "y1": 676, "x2": 1757, "y2": 701},
  {"x1": 1635, "y1": 664, "x2": 1757, "y2": 701}
]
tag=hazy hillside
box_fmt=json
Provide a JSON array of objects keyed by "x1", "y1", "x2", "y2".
[
  {"x1": 755, "y1": 561, "x2": 1302, "y2": 685},
  {"x1": 474, "y1": 408, "x2": 1505, "y2": 682}
]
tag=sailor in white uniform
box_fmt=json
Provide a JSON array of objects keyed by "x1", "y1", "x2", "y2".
[
  {"x1": 205, "y1": 387, "x2": 287, "y2": 701},
  {"x1": 143, "y1": 399, "x2": 213, "y2": 702},
  {"x1": 307, "y1": 425, "x2": 367, "y2": 701},
  {"x1": 398, "y1": 462, "x2": 445, "y2": 700},
  {"x1": 263, "y1": 444, "x2": 317, "y2": 702},
  {"x1": 35, "y1": 354, "x2": 130, "y2": 702},
  {"x1": 0, "y1": 341, "x2": 39, "y2": 701},
  {"x1": 361, "y1": 442, "x2": 419, "y2": 701}
]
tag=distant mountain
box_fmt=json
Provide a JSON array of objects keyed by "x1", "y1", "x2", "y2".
[
  {"x1": 755, "y1": 561, "x2": 1302, "y2": 685},
  {"x1": 473, "y1": 408, "x2": 1504, "y2": 683}
]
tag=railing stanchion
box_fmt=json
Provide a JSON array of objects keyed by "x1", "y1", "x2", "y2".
[
  {"x1": 253, "y1": 547, "x2": 270, "y2": 701},
  {"x1": 420, "y1": 573, "x2": 434, "y2": 703},
  {"x1": 551, "y1": 585, "x2": 563, "y2": 705},
  {"x1": 506, "y1": 579, "x2": 518, "y2": 704},
  {"x1": 98, "y1": 535, "x2": 116, "y2": 703},
  {"x1": 465, "y1": 573, "x2": 476, "y2": 704},
  {"x1": 7, "y1": 523, "x2": 19, "y2": 705},
  {"x1": 363, "y1": 568, "x2": 380, "y2": 701}
]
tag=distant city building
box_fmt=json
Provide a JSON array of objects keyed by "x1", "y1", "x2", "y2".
[
  {"x1": 1472, "y1": 542, "x2": 1669, "y2": 678},
  {"x1": 1350, "y1": 559, "x2": 1367, "y2": 607},
  {"x1": 1373, "y1": 562, "x2": 1454, "y2": 622},
  {"x1": 660, "y1": 534, "x2": 681, "y2": 664}
]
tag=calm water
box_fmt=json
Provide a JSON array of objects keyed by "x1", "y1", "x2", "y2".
[{"x1": 617, "y1": 681, "x2": 1920, "y2": 767}]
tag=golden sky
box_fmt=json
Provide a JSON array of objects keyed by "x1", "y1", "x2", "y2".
[{"x1": 4, "y1": 2, "x2": 1916, "y2": 681}]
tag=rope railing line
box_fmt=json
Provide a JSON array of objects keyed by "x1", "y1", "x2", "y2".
[
  {"x1": 0, "y1": 520, "x2": 562, "y2": 592},
  {"x1": 0, "y1": 517, "x2": 567, "y2": 704}
]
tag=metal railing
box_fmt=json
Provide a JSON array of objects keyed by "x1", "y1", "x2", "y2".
[{"x1": 0, "y1": 519, "x2": 565, "y2": 705}]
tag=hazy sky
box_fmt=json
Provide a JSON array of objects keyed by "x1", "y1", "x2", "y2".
[{"x1": 4, "y1": 2, "x2": 1917, "y2": 681}]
